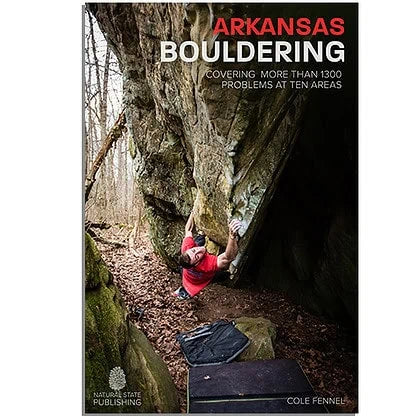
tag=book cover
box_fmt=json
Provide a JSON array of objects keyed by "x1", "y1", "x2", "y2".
[{"x1": 84, "y1": 2, "x2": 358, "y2": 414}]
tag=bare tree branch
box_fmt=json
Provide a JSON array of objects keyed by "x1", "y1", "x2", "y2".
[
  {"x1": 85, "y1": 109, "x2": 126, "y2": 201},
  {"x1": 88, "y1": 10, "x2": 102, "y2": 103},
  {"x1": 87, "y1": 228, "x2": 128, "y2": 248}
]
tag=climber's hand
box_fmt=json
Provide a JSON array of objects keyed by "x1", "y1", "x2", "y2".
[{"x1": 229, "y1": 219, "x2": 242, "y2": 238}]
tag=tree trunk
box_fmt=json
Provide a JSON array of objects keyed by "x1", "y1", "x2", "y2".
[{"x1": 85, "y1": 110, "x2": 126, "y2": 201}]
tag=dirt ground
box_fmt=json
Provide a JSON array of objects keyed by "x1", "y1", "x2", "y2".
[{"x1": 96, "y1": 230, "x2": 358, "y2": 413}]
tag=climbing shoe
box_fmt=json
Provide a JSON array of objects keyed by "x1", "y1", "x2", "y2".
[{"x1": 174, "y1": 286, "x2": 191, "y2": 301}]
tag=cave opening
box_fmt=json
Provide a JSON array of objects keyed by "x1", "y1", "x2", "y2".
[{"x1": 239, "y1": 87, "x2": 358, "y2": 326}]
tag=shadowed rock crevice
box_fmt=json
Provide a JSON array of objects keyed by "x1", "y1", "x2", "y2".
[{"x1": 243, "y1": 90, "x2": 357, "y2": 324}]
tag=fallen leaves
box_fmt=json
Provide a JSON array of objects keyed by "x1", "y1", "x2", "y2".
[{"x1": 96, "y1": 228, "x2": 357, "y2": 413}]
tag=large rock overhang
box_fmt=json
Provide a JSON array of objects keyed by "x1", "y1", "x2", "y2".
[{"x1": 88, "y1": 3, "x2": 358, "y2": 324}]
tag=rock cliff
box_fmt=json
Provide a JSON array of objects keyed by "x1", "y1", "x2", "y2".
[{"x1": 88, "y1": 3, "x2": 358, "y2": 324}]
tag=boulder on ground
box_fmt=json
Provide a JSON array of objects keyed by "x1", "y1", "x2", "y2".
[{"x1": 235, "y1": 317, "x2": 277, "y2": 361}]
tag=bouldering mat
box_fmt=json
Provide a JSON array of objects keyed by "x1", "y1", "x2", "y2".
[
  {"x1": 188, "y1": 359, "x2": 328, "y2": 413},
  {"x1": 177, "y1": 320, "x2": 250, "y2": 366}
]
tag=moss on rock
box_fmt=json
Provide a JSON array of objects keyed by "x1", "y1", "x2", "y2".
[
  {"x1": 126, "y1": 323, "x2": 179, "y2": 413},
  {"x1": 235, "y1": 317, "x2": 277, "y2": 361},
  {"x1": 85, "y1": 234, "x2": 179, "y2": 413},
  {"x1": 194, "y1": 189, "x2": 229, "y2": 246},
  {"x1": 85, "y1": 233, "x2": 110, "y2": 289}
]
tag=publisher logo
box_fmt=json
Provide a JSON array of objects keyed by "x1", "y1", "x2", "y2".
[
  {"x1": 91, "y1": 367, "x2": 142, "y2": 408},
  {"x1": 109, "y1": 366, "x2": 126, "y2": 391}
]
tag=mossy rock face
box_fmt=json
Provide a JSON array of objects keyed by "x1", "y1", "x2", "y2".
[
  {"x1": 125, "y1": 323, "x2": 179, "y2": 413},
  {"x1": 235, "y1": 317, "x2": 277, "y2": 361},
  {"x1": 205, "y1": 237, "x2": 220, "y2": 256},
  {"x1": 85, "y1": 234, "x2": 179, "y2": 413},
  {"x1": 85, "y1": 233, "x2": 110, "y2": 289}
]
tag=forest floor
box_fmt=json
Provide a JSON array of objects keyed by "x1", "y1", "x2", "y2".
[{"x1": 96, "y1": 228, "x2": 358, "y2": 413}]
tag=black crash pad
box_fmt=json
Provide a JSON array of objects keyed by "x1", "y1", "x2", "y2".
[
  {"x1": 177, "y1": 320, "x2": 250, "y2": 366},
  {"x1": 188, "y1": 359, "x2": 328, "y2": 413}
]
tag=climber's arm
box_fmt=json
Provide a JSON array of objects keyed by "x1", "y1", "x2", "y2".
[
  {"x1": 184, "y1": 211, "x2": 194, "y2": 238},
  {"x1": 217, "y1": 219, "x2": 242, "y2": 270}
]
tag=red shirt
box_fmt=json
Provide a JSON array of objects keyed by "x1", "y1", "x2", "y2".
[{"x1": 181, "y1": 236, "x2": 218, "y2": 297}]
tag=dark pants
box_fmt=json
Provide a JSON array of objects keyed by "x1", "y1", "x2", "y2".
[{"x1": 194, "y1": 234, "x2": 206, "y2": 247}]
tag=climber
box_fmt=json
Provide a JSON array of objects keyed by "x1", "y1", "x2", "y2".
[{"x1": 174, "y1": 211, "x2": 242, "y2": 300}]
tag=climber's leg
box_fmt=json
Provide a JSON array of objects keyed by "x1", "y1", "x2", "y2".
[
  {"x1": 173, "y1": 285, "x2": 191, "y2": 300},
  {"x1": 173, "y1": 266, "x2": 191, "y2": 300}
]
